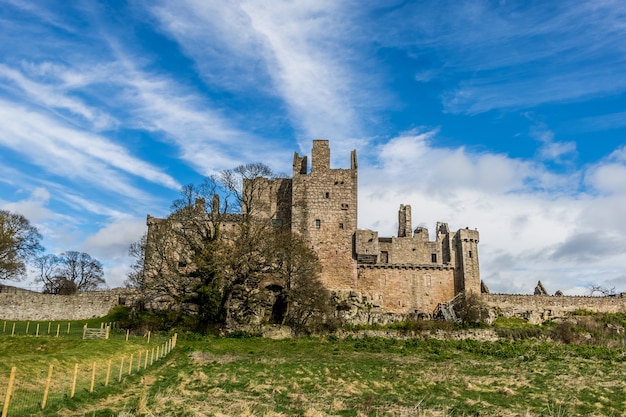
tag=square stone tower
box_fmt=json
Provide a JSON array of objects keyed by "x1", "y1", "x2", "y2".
[{"x1": 291, "y1": 140, "x2": 358, "y2": 289}]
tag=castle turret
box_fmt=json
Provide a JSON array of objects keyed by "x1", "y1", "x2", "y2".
[
  {"x1": 456, "y1": 228, "x2": 480, "y2": 294},
  {"x1": 291, "y1": 140, "x2": 358, "y2": 290}
]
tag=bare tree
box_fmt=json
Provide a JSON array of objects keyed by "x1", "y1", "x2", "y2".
[
  {"x1": 588, "y1": 283, "x2": 616, "y2": 296},
  {"x1": 0, "y1": 210, "x2": 43, "y2": 281},
  {"x1": 125, "y1": 233, "x2": 146, "y2": 290},
  {"x1": 34, "y1": 251, "x2": 105, "y2": 293},
  {"x1": 33, "y1": 253, "x2": 63, "y2": 293},
  {"x1": 61, "y1": 251, "x2": 106, "y2": 292},
  {"x1": 219, "y1": 163, "x2": 274, "y2": 218},
  {"x1": 142, "y1": 162, "x2": 333, "y2": 332}
]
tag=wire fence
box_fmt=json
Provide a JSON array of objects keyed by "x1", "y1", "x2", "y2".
[
  {"x1": 0, "y1": 326, "x2": 177, "y2": 416},
  {"x1": 0, "y1": 320, "x2": 169, "y2": 343}
]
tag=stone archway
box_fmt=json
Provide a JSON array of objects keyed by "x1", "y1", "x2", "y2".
[{"x1": 266, "y1": 284, "x2": 287, "y2": 324}]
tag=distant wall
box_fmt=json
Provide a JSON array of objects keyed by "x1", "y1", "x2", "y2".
[
  {"x1": 0, "y1": 288, "x2": 136, "y2": 321},
  {"x1": 484, "y1": 294, "x2": 626, "y2": 324}
]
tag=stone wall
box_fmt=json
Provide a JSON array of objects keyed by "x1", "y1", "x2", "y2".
[
  {"x1": 291, "y1": 140, "x2": 358, "y2": 290},
  {"x1": 357, "y1": 264, "x2": 456, "y2": 315},
  {"x1": 0, "y1": 288, "x2": 136, "y2": 321},
  {"x1": 484, "y1": 293, "x2": 626, "y2": 324}
]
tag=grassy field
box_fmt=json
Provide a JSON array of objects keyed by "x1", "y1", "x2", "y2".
[
  {"x1": 0, "y1": 319, "x2": 173, "y2": 417},
  {"x1": 40, "y1": 334, "x2": 626, "y2": 417}
]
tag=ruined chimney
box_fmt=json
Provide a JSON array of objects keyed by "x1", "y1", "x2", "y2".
[{"x1": 398, "y1": 204, "x2": 412, "y2": 237}]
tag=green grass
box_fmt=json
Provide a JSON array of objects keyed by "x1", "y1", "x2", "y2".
[
  {"x1": 34, "y1": 335, "x2": 626, "y2": 417},
  {"x1": 0, "y1": 324, "x2": 175, "y2": 416},
  {"x1": 3, "y1": 312, "x2": 626, "y2": 416}
]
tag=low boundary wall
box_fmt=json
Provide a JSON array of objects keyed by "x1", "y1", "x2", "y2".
[
  {"x1": 0, "y1": 288, "x2": 137, "y2": 321},
  {"x1": 484, "y1": 293, "x2": 626, "y2": 324}
]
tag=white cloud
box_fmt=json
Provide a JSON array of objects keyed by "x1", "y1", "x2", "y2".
[
  {"x1": 359, "y1": 131, "x2": 626, "y2": 294},
  {"x1": 83, "y1": 218, "x2": 146, "y2": 259},
  {"x1": 81, "y1": 218, "x2": 147, "y2": 288},
  {"x1": 1, "y1": 187, "x2": 53, "y2": 223},
  {"x1": 150, "y1": 0, "x2": 380, "y2": 155},
  {"x1": 0, "y1": 99, "x2": 180, "y2": 195},
  {"x1": 586, "y1": 164, "x2": 626, "y2": 194},
  {"x1": 0, "y1": 63, "x2": 116, "y2": 130}
]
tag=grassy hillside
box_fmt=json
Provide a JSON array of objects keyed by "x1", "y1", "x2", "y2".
[{"x1": 49, "y1": 334, "x2": 626, "y2": 417}]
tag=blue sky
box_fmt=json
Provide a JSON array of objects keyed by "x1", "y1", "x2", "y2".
[{"x1": 1, "y1": 0, "x2": 626, "y2": 294}]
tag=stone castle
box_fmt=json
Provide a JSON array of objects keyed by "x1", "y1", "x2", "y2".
[
  {"x1": 250, "y1": 140, "x2": 481, "y2": 319},
  {"x1": 144, "y1": 140, "x2": 481, "y2": 321}
]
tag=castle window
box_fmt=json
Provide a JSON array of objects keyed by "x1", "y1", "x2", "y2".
[
  {"x1": 178, "y1": 261, "x2": 187, "y2": 268},
  {"x1": 339, "y1": 223, "x2": 344, "y2": 229},
  {"x1": 315, "y1": 219, "x2": 321, "y2": 228},
  {"x1": 431, "y1": 253, "x2": 437, "y2": 263},
  {"x1": 325, "y1": 192, "x2": 330, "y2": 199},
  {"x1": 468, "y1": 250, "x2": 473, "y2": 259},
  {"x1": 341, "y1": 203, "x2": 349, "y2": 210}
]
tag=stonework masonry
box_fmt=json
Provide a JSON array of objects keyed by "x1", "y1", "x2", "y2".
[
  {"x1": 484, "y1": 294, "x2": 626, "y2": 324},
  {"x1": 0, "y1": 288, "x2": 137, "y2": 321},
  {"x1": 144, "y1": 140, "x2": 482, "y2": 321}
]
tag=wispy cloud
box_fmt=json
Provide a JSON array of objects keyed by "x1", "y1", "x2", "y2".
[
  {"x1": 150, "y1": 1, "x2": 383, "y2": 154},
  {"x1": 0, "y1": 63, "x2": 116, "y2": 130},
  {"x1": 0, "y1": 100, "x2": 180, "y2": 193},
  {"x1": 375, "y1": 1, "x2": 626, "y2": 114}
]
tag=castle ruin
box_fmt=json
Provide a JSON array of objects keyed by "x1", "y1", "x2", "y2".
[
  {"x1": 287, "y1": 140, "x2": 480, "y2": 317},
  {"x1": 146, "y1": 140, "x2": 481, "y2": 322}
]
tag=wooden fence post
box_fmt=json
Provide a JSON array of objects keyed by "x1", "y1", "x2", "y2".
[
  {"x1": 147, "y1": 331, "x2": 151, "y2": 344},
  {"x1": 36, "y1": 323, "x2": 40, "y2": 337},
  {"x1": 67, "y1": 322, "x2": 71, "y2": 334},
  {"x1": 10, "y1": 323, "x2": 15, "y2": 337},
  {"x1": 151, "y1": 348, "x2": 155, "y2": 365},
  {"x1": 47, "y1": 322, "x2": 51, "y2": 335},
  {"x1": 56, "y1": 324, "x2": 60, "y2": 338},
  {"x1": 128, "y1": 354, "x2": 133, "y2": 375},
  {"x1": 25, "y1": 321, "x2": 30, "y2": 335},
  {"x1": 105, "y1": 325, "x2": 110, "y2": 340},
  {"x1": 90, "y1": 362, "x2": 96, "y2": 393},
  {"x1": 71, "y1": 363, "x2": 78, "y2": 398},
  {"x1": 125, "y1": 329, "x2": 129, "y2": 342},
  {"x1": 118, "y1": 357, "x2": 125, "y2": 382},
  {"x1": 41, "y1": 364, "x2": 53, "y2": 409},
  {"x1": 105, "y1": 360, "x2": 112, "y2": 387},
  {"x1": 2, "y1": 367, "x2": 16, "y2": 417},
  {"x1": 144, "y1": 350, "x2": 149, "y2": 369}
]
